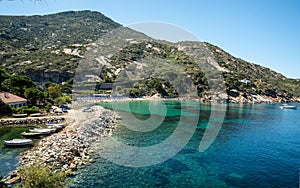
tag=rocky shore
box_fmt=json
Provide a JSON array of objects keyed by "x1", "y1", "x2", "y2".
[
  {"x1": 4, "y1": 106, "x2": 119, "y2": 185},
  {"x1": 0, "y1": 117, "x2": 65, "y2": 127}
]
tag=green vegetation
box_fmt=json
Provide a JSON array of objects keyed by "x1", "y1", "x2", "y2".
[
  {"x1": 17, "y1": 164, "x2": 65, "y2": 188},
  {"x1": 0, "y1": 10, "x2": 120, "y2": 83},
  {"x1": 0, "y1": 67, "x2": 71, "y2": 116},
  {"x1": 12, "y1": 106, "x2": 39, "y2": 115},
  {"x1": 0, "y1": 100, "x2": 12, "y2": 116},
  {"x1": 54, "y1": 95, "x2": 72, "y2": 105},
  {"x1": 1, "y1": 10, "x2": 299, "y2": 102},
  {"x1": 205, "y1": 42, "x2": 300, "y2": 99}
]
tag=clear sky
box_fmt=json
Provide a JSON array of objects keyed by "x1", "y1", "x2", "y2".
[{"x1": 0, "y1": 0, "x2": 299, "y2": 78}]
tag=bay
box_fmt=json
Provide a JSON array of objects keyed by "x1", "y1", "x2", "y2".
[
  {"x1": 68, "y1": 101, "x2": 298, "y2": 187},
  {"x1": 0, "y1": 126, "x2": 36, "y2": 178}
]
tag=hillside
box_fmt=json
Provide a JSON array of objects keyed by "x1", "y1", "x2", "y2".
[
  {"x1": 0, "y1": 10, "x2": 299, "y2": 103},
  {"x1": 0, "y1": 10, "x2": 121, "y2": 83}
]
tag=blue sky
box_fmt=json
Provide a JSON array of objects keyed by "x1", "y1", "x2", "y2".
[{"x1": 0, "y1": 0, "x2": 299, "y2": 78}]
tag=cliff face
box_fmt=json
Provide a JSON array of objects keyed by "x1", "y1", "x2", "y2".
[
  {"x1": 21, "y1": 70, "x2": 74, "y2": 84},
  {"x1": 1, "y1": 11, "x2": 299, "y2": 103}
]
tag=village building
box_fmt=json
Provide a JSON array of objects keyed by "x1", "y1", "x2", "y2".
[
  {"x1": 240, "y1": 79, "x2": 251, "y2": 85},
  {"x1": 0, "y1": 92, "x2": 27, "y2": 108}
]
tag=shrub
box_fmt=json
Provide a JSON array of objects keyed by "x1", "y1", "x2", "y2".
[
  {"x1": 54, "y1": 96, "x2": 72, "y2": 105},
  {"x1": 17, "y1": 164, "x2": 65, "y2": 188},
  {"x1": 12, "y1": 106, "x2": 39, "y2": 114}
]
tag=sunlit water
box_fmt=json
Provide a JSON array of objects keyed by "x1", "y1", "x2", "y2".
[
  {"x1": 0, "y1": 126, "x2": 35, "y2": 178},
  {"x1": 6, "y1": 101, "x2": 296, "y2": 188},
  {"x1": 68, "y1": 101, "x2": 300, "y2": 187}
]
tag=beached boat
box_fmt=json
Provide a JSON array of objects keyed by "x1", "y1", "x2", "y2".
[
  {"x1": 280, "y1": 104, "x2": 297, "y2": 109},
  {"x1": 12, "y1": 113, "x2": 28, "y2": 118},
  {"x1": 4, "y1": 139, "x2": 33, "y2": 146}
]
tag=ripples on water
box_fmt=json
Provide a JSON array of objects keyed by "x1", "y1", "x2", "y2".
[{"x1": 68, "y1": 101, "x2": 300, "y2": 187}]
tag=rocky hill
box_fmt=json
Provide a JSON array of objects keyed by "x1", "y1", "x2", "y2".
[
  {"x1": 0, "y1": 10, "x2": 120, "y2": 83},
  {"x1": 0, "y1": 10, "x2": 299, "y2": 103}
]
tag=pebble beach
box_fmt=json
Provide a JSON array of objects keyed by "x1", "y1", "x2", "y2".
[{"x1": 4, "y1": 106, "x2": 119, "y2": 185}]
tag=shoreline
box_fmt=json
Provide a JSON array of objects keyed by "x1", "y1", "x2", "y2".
[
  {"x1": 76, "y1": 95, "x2": 300, "y2": 104},
  {"x1": 3, "y1": 106, "x2": 119, "y2": 185},
  {"x1": 0, "y1": 116, "x2": 65, "y2": 127},
  {"x1": 2, "y1": 98, "x2": 299, "y2": 185}
]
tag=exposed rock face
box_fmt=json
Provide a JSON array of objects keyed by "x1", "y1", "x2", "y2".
[{"x1": 21, "y1": 70, "x2": 74, "y2": 84}]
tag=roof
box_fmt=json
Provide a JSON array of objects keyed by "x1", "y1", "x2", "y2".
[{"x1": 0, "y1": 92, "x2": 27, "y2": 104}]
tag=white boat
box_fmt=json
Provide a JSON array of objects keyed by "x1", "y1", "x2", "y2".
[
  {"x1": 46, "y1": 123, "x2": 65, "y2": 129},
  {"x1": 280, "y1": 104, "x2": 297, "y2": 109},
  {"x1": 21, "y1": 132, "x2": 44, "y2": 138},
  {"x1": 12, "y1": 113, "x2": 28, "y2": 118},
  {"x1": 29, "y1": 113, "x2": 42, "y2": 117},
  {"x1": 29, "y1": 128, "x2": 56, "y2": 134},
  {"x1": 4, "y1": 139, "x2": 33, "y2": 146}
]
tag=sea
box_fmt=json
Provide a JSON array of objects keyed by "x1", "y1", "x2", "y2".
[
  {"x1": 0, "y1": 126, "x2": 36, "y2": 178},
  {"x1": 67, "y1": 100, "x2": 300, "y2": 188}
]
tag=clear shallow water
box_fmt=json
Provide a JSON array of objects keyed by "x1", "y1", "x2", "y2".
[
  {"x1": 69, "y1": 101, "x2": 300, "y2": 188},
  {"x1": 0, "y1": 126, "x2": 35, "y2": 178}
]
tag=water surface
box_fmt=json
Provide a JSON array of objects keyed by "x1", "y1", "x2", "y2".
[{"x1": 68, "y1": 101, "x2": 300, "y2": 187}]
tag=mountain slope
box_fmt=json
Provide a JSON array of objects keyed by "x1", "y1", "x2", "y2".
[
  {"x1": 0, "y1": 10, "x2": 299, "y2": 103},
  {"x1": 0, "y1": 10, "x2": 121, "y2": 83}
]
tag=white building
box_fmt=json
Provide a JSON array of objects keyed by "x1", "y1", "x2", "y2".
[
  {"x1": 240, "y1": 79, "x2": 251, "y2": 85},
  {"x1": 0, "y1": 92, "x2": 27, "y2": 108}
]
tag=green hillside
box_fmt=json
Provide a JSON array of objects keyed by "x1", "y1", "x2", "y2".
[{"x1": 0, "y1": 10, "x2": 299, "y2": 103}]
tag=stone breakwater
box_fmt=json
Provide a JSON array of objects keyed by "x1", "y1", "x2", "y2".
[
  {"x1": 0, "y1": 117, "x2": 65, "y2": 127},
  {"x1": 5, "y1": 106, "x2": 119, "y2": 184}
]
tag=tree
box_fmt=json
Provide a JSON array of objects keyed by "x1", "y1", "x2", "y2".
[
  {"x1": 0, "y1": 66, "x2": 10, "y2": 90},
  {"x1": 0, "y1": 100, "x2": 12, "y2": 116},
  {"x1": 54, "y1": 96, "x2": 72, "y2": 105},
  {"x1": 9, "y1": 75, "x2": 35, "y2": 97},
  {"x1": 48, "y1": 84, "x2": 62, "y2": 100},
  {"x1": 24, "y1": 87, "x2": 45, "y2": 106}
]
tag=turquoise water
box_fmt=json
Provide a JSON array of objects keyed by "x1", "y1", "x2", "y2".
[
  {"x1": 0, "y1": 126, "x2": 36, "y2": 178},
  {"x1": 69, "y1": 101, "x2": 298, "y2": 187}
]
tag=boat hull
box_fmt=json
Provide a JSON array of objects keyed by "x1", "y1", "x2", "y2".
[{"x1": 4, "y1": 139, "x2": 33, "y2": 147}]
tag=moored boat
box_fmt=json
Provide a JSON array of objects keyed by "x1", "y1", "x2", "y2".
[
  {"x1": 29, "y1": 128, "x2": 56, "y2": 134},
  {"x1": 4, "y1": 139, "x2": 33, "y2": 146},
  {"x1": 46, "y1": 123, "x2": 65, "y2": 128},
  {"x1": 12, "y1": 113, "x2": 28, "y2": 118},
  {"x1": 280, "y1": 104, "x2": 297, "y2": 109},
  {"x1": 21, "y1": 132, "x2": 44, "y2": 138},
  {"x1": 29, "y1": 113, "x2": 42, "y2": 117}
]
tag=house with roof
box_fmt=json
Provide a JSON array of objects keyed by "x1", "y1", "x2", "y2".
[{"x1": 0, "y1": 92, "x2": 27, "y2": 108}]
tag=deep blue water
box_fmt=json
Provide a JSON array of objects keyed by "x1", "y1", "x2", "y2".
[{"x1": 67, "y1": 101, "x2": 299, "y2": 187}]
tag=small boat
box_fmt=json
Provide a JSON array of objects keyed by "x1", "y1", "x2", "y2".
[
  {"x1": 12, "y1": 113, "x2": 28, "y2": 118},
  {"x1": 280, "y1": 104, "x2": 297, "y2": 109},
  {"x1": 82, "y1": 107, "x2": 94, "y2": 112},
  {"x1": 4, "y1": 139, "x2": 33, "y2": 146},
  {"x1": 29, "y1": 128, "x2": 56, "y2": 134},
  {"x1": 46, "y1": 123, "x2": 65, "y2": 128},
  {"x1": 21, "y1": 132, "x2": 44, "y2": 138},
  {"x1": 29, "y1": 113, "x2": 42, "y2": 117}
]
